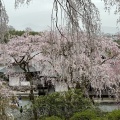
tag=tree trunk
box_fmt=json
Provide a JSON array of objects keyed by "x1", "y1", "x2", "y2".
[
  {"x1": 20, "y1": 63, "x2": 38, "y2": 120},
  {"x1": 26, "y1": 73, "x2": 38, "y2": 120},
  {"x1": 30, "y1": 87, "x2": 38, "y2": 120}
]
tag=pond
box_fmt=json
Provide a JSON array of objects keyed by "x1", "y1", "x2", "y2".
[
  {"x1": 7, "y1": 99, "x2": 32, "y2": 120},
  {"x1": 99, "y1": 103, "x2": 120, "y2": 112}
]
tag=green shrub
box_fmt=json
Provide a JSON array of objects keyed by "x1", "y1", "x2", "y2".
[
  {"x1": 107, "y1": 110, "x2": 120, "y2": 120},
  {"x1": 92, "y1": 117, "x2": 108, "y2": 120},
  {"x1": 41, "y1": 116, "x2": 63, "y2": 120},
  {"x1": 35, "y1": 89, "x2": 94, "y2": 119},
  {"x1": 92, "y1": 107, "x2": 107, "y2": 118},
  {"x1": 70, "y1": 109, "x2": 97, "y2": 120}
]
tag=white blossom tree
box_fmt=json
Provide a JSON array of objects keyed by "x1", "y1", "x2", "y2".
[
  {"x1": 13, "y1": 0, "x2": 120, "y2": 97},
  {"x1": 40, "y1": 30, "x2": 120, "y2": 99}
]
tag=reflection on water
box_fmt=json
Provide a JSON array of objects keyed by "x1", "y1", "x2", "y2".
[
  {"x1": 98, "y1": 103, "x2": 120, "y2": 112},
  {"x1": 8, "y1": 99, "x2": 32, "y2": 120},
  {"x1": 18, "y1": 99, "x2": 31, "y2": 108}
]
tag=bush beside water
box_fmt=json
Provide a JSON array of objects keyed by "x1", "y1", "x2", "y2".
[
  {"x1": 34, "y1": 89, "x2": 93, "y2": 119},
  {"x1": 30, "y1": 89, "x2": 120, "y2": 120}
]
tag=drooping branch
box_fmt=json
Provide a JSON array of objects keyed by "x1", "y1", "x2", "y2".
[
  {"x1": 53, "y1": 0, "x2": 100, "y2": 35},
  {"x1": 27, "y1": 52, "x2": 42, "y2": 62},
  {"x1": 100, "y1": 54, "x2": 119, "y2": 65},
  {"x1": 102, "y1": 0, "x2": 120, "y2": 23},
  {"x1": 0, "y1": 0, "x2": 8, "y2": 43},
  {"x1": 14, "y1": 0, "x2": 32, "y2": 8}
]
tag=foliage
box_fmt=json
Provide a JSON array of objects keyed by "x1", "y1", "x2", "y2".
[
  {"x1": 40, "y1": 116, "x2": 63, "y2": 120},
  {"x1": 38, "y1": 109, "x2": 120, "y2": 120},
  {"x1": 92, "y1": 117, "x2": 108, "y2": 120},
  {"x1": 70, "y1": 108, "x2": 108, "y2": 120},
  {"x1": 34, "y1": 89, "x2": 93, "y2": 119},
  {"x1": 8, "y1": 30, "x2": 40, "y2": 36},
  {"x1": 70, "y1": 110, "x2": 97, "y2": 120},
  {"x1": 91, "y1": 110, "x2": 120, "y2": 120},
  {"x1": 106, "y1": 110, "x2": 120, "y2": 120},
  {"x1": 9, "y1": 30, "x2": 25, "y2": 36}
]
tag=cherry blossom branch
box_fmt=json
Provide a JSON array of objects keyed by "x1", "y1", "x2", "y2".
[
  {"x1": 28, "y1": 52, "x2": 42, "y2": 62},
  {"x1": 100, "y1": 54, "x2": 119, "y2": 65}
]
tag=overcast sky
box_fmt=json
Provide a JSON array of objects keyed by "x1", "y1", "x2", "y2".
[{"x1": 3, "y1": 0, "x2": 120, "y2": 33}]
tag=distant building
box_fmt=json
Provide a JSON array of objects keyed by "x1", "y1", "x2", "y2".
[{"x1": 0, "y1": 65, "x2": 35, "y2": 87}]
